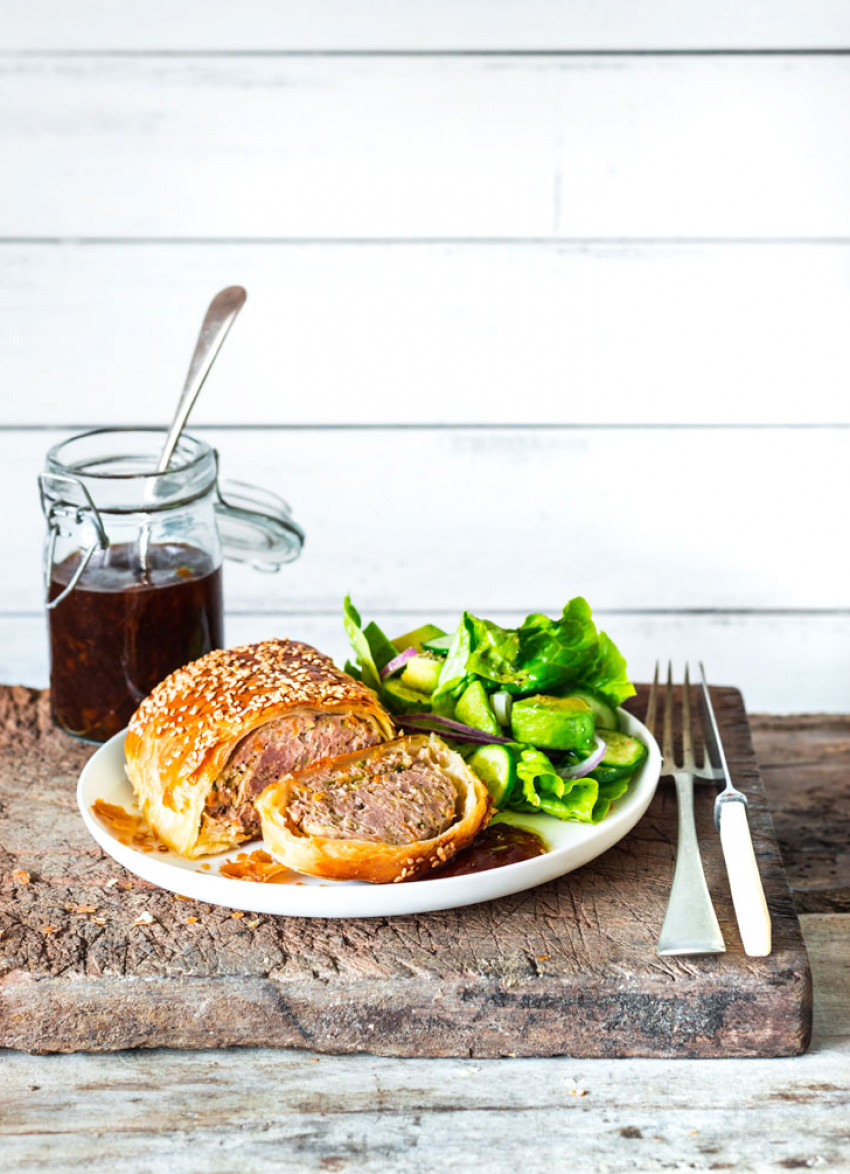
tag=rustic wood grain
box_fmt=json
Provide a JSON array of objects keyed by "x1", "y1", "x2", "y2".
[
  {"x1": 0, "y1": 684, "x2": 811, "y2": 1058},
  {"x1": 0, "y1": 913, "x2": 845, "y2": 1174},
  {"x1": 751, "y1": 714, "x2": 850, "y2": 915}
]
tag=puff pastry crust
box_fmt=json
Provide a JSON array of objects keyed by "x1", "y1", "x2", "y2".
[
  {"x1": 125, "y1": 639, "x2": 394, "y2": 858},
  {"x1": 256, "y1": 733, "x2": 491, "y2": 883}
]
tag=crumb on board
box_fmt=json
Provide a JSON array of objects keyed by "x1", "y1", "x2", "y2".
[
  {"x1": 105, "y1": 878, "x2": 119, "y2": 888},
  {"x1": 132, "y1": 912, "x2": 154, "y2": 927},
  {"x1": 536, "y1": 955, "x2": 550, "y2": 961},
  {"x1": 43, "y1": 925, "x2": 59, "y2": 935},
  {"x1": 90, "y1": 917, "x2": 107, "y2": 926},
  {"x1": 122, "y1": 882, "x2": 133, "y2": 890},
  {"x1": 11, "y1": 869, "x2": 30, "y2": 884},
  {"x1": 232, "y1": 911, "x2": 245, "y2": 919},
  {"x1": 246, "y1": 919, "x2": 260, "y2": 929},
  {"x1": 186, "y1": 916, "x2": 198, "y2": 924}
]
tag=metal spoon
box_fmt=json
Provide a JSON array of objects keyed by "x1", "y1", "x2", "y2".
[
  {"x1": 139, "y1": 285, "x2": 247, "y2": 572},
  {"x1": 156, "y1": 285, "x2": 247, "y2": 472}
]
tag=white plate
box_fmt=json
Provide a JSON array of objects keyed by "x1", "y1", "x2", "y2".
[{"x1": 78, "y1": 710, "x2": 661, "y2": 918}]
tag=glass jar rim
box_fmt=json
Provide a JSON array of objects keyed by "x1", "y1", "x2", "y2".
[
  {"x1": 46, "y1": 427, "x2": 213, "y2": 481},
  {"x1": 39, "y1": 427, "x2": 305, "y2": 571}
]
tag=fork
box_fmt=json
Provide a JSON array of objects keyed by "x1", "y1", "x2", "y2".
[{"x1": 647, "y1": 662, "x2": 725, "y2": 956}]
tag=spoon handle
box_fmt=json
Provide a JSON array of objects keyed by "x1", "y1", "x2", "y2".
[{"x1": 156, "y1": 285, "x2": 247, "y2": 472}]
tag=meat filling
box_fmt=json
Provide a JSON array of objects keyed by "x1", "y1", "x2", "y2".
[
  {"x1": 203, "y1": 712, "x2": 384, "y2": 839},
  {"x1": 287, "y1": 745, "x2": 459, "y2": 845}
]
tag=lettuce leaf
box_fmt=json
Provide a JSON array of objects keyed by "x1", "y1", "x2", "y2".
[
  {"x1": 580, "y1": 631, "x2": 635, "y2": 708},
  {"x1": 341, "y1": 595, "x2": 637, "y2": 825},
  {"x1": 342, "y1": 595, "x2": 382, "y2": 693},
  {"x1": 363, "y1": 621, "x2": 399, "y2": 673},
  {"x1": 590, "y1": 774, "x2": 632, "y2": 822},
  {"x1": 464, "y1": 597, "x2": 634, "y2": 705},
  {"x1": 431, "y1": 614, "x2": 474, "y2": 715},
  {"x1": 514, "y1": 746, "x2": 599, "y2": 822}
]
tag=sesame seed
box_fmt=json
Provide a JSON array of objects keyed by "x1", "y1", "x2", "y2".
[{"x1": 128, "y1": 639, "x2": 391, "y2": 792}]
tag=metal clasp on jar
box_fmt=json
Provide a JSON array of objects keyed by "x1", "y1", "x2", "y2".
[{"x1": 38, "y1": 472, "x2": 109, "y2": 610}]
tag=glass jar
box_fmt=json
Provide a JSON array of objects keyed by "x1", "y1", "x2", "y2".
[{"x1": 39, "y1": 428, "x2": 304, "y2": 743}]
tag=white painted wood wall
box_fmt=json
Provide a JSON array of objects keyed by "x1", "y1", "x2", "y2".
[{"x1": 1, "y1": 1, "x2": 849, "y2": 712}]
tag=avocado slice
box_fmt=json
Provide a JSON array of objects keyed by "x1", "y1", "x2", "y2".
[
  {"x1": 382, "y1": 677, "x2": 432, "y2": 715},
  {"x1": 558, "y1": 687, "x2": 619, "y2": 731},
  {"x1": 455, "y1": 680, "x2": 501, "y2": 736},
  {"x1": 400, "y1": 654, "x2": 443, "y2": 695},
  {"x1": 510, "y1": 695, "x2": 595, "y2": 752},
  {"x1": 391, "y1": 623, "x2": 446, "y2": 654}
]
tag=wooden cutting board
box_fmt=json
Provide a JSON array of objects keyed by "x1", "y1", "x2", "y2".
[{"x1": 0, "y1": 684, "x2": 811, "y2": 1058}]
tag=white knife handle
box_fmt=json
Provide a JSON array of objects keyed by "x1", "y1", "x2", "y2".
[{"x1": 718, "y1": 799, "x2": 772, "y2": 957}]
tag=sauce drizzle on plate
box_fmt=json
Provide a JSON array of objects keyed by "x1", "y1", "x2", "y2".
[
  {"x1": 219, "y1": 849, "x2": 299, "y2": 884},
  {"x1": 92, "y1": 799, "x2": 167, "y2": 852},
  {"x1": 425, "y1": 823, "x2": 548, "y2": 879}
]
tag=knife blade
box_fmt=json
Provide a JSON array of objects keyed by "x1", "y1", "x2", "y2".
[{"x1": 699, "y1": 664, "x2": 772, "y2": 957}]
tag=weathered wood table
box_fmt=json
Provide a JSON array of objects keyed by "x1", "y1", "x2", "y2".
[{"x1": 1, "y1": 698, "x2": 848, "y2": 1171}]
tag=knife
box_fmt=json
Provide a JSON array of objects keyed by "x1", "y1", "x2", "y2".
[{"x1": 699, "y1": 664, "x2": 772, "y2": 957}]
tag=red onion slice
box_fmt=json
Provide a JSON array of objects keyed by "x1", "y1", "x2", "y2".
[
  {"x1": 557, "y1": 735, "x2": 607, "y2": 780},
  {"x1": 380, "y1": 647, "x2": 418, "y2": 680},
  {"x1": 396, "y1": 713, "x2": 514, "y2": 745}
]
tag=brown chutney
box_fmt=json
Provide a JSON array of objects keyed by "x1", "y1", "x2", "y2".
[
  {"x1": 424, "y1": 822, "x2": 548, "y2": 878},
  {"x1": 48, "y1": 541, "x2": 223, "y2": 743}
]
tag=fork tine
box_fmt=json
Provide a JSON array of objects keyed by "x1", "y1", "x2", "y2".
[
  {"x1": 694, "y1": 663, "x2": 710, "y2": 773},
  {"x1": 681, "y1": 662, "x2": 694, "y2": 768},
  {"x1": 645, "y1": 661, "x2": 659, "y2": 735},
  {"x1": 662, "y1": 661, "x2": 675, "y2": 767}
]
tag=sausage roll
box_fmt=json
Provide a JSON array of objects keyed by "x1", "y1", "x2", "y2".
[
  {"x1": 256, "y1": 733, "x2": 491, "y2": 883},
  {"x1": 125, "y1": 639, "x2": 394, "y2": 858}
]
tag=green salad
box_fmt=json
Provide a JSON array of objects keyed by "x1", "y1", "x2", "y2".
[{"x1": 343, "y1": 596, "x2": 648, "y2": 824}]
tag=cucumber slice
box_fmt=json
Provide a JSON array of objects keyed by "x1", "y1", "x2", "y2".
[
  {"x1": 455, "y1": 681, "x2": 501, "y2": 736},
  {"x1": 559, "y1": 688, "x2": 619, "y2": 731},
  {"x1": 595, "y1": 730, "x2": 647, "y2": 779},
  {"x1": 422, "y1": 633, "x2": 454, "y2": 655},
  {"x1": 468, "y1": 744, "x2": 516, "y2": 808},
  {"x1": 382, "y1": 677, "x2": 432, "y2": 715},
  {"x1": 589, "y1": 763, "x2": 633, "y2": 785},
  {"x1": 510, "y1": 695, "x2": 595, "y2": 752},
  {"x1": 391, "y1": 624, "x2": 446, "y2": 654},
  {"x1": 400, "y1": 654, "x2": 442, "y2": 694}
]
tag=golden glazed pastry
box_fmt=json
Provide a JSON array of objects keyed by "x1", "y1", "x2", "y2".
[
  {"x1": 256, "y1": 733, "x2": 491, "y2": 883},
  {"x1": 125, "y1": 639, "x2": 394, "y2": 857}
]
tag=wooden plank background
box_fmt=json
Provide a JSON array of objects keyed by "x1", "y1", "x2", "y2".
[
  {"x1": 1, "y1": 2, "x2": 848, "y2": 711},
  {"x1": 2, "y1": 1, "x2": 849, "y2": 51}
]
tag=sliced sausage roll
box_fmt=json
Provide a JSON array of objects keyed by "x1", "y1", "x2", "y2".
[
  {"x1": 125, "y1": 639, "x2": 394, "y2": 858},
  {"x1": 256, "y1": 733, "x2": 491, "y2": 883}
]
